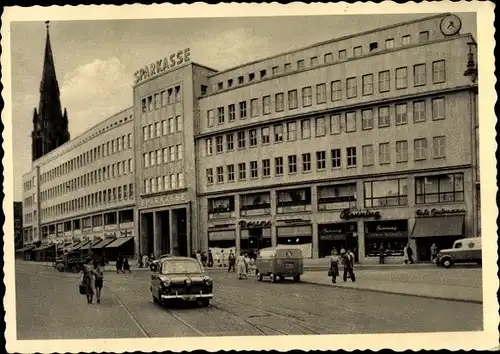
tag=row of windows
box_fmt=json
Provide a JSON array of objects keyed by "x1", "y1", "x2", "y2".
[
  {"x1": 40, "y1": 210, "x2": 134, "y2": 233},
  {"x1": 24, "y1": 194, "x2": 36, "y2": 208},
  {"x1": 207, "y1": 31, "x2": 431, "y2": 95},
  {"x1": 41, "y1": 159, "x2": 134, "y2": 202},
  {"x1": 24, "y1": 178, "x2": 35, "y2": 192},
  {"x1": 142, "y1": 116, "x2": 183, "y2": 141},
  {"x1": 206, "y1": 60, "x2": 446, "y2": 127},
  {"x1": 41, "y1": 184, "x2": 135, "y2": 220},
  {"x1": 141, "y1": 85, "x2": 182, "y2": 113},
  {"x1": 25, "y1": 213, "x2": 34, "y2": 224},
  {"x1": 143, "y1": 173, "x2": 185, "y2": 194},
  {"x1": 143, "y1": 145, "x2": 183, "y2": 168},
  {"x1": 205, "y1": 137, "x2": 447, "y2": 185},
  {"x1": 204, "y1": 97, "x2": 446, "y2": 156},
  {"x1": 41, "y1": 133, "x2": 133, "y2": 185}
]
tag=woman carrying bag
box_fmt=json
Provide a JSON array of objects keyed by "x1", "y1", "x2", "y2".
[
  {"x1": 81, "y1": 257, "x2": 96, "y2": 304},
  {"x1": 328, "y1": 249, "x2": 340, "y2": 283}
]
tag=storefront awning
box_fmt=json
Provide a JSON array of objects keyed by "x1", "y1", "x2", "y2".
[
  {"x1": 63, "y1": 242, "x2": 81, "y2": 252},
  {"x1": 208, "y1": 230, "x2": 236, "y2": 241},
  {"x1": 16, "y1": 245, "x2": 36, "y2": 252},
  {"x1": 33, "y1": 244, "x2": 55, "y2": 251},
  {"x1": 92, "y1": 238, "x2": 116, "y2": 249},
  {"x1": 72, "y1": 240, "x2": 92, "y2": 251},
  {"x1": 105, "y1": 236, "x2": 134, "y2": 249},
  {"x1": 411, "y1": 216, "x2": 464, "y2": 238}
]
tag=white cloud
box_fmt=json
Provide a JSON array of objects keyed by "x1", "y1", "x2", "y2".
[{"x1": 60, "y1": 57, "x2": 132, "y2": 138}]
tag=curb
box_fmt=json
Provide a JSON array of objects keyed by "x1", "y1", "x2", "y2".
[{"x1": 300, "y1": 279, "x2": 483, "y2": 305}]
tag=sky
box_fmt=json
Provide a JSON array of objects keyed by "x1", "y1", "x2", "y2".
[{"x1": 9, "y1": 12, "x2": 477, "y2": 201}]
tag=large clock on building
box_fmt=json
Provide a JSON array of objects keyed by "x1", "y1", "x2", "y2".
[{"x1": 440, "y1": 14, "x2": 462, "y2": 36}]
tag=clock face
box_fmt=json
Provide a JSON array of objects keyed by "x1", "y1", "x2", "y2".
[{"x1": 440, "y1": 14, "x2": 462, "y2": 36}]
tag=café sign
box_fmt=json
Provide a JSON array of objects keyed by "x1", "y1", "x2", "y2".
[
  {"x1": 340, "y1": 208, "x2": 381, "y2": 220},
  {"x1": 416, "y1": 208, "x2": 466, "y2": 217},
  {"x1": 141, "y1": 193, "x2": 187, "y2": 208},
  {"x1": 134, "y1": 48, "x2": 191, "y2": 84},
  {"x1": 239, "y1": 220, "x2": 272, "y2": 228}
]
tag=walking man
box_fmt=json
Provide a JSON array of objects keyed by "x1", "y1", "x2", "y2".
[
  {"x1": 378, "y1": 244, "x2": 385, "y2": 264},
  {"x1": 228, "y1": 250, "x2": 236, "y2": 272},
  {"x1": 430, "y1": 243, "x2": 438, "y2": 263},
  {"x1": 341, "y1": 249, "x2": 356, "y2": 282}
]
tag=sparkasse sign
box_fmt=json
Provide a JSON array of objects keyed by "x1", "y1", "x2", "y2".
[{"x1": 134, "y1": 48, "x2": 191, "y2": 84}]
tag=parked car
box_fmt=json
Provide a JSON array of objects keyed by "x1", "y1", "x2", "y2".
[
  {"x1": 149, "y1": 253, "x2": 174, "y2": 271},
  {"x1": 255, "y1": 247, "x2": 304, "y2": 283},
  {"x1": 54, "y1": 252, "x2": 86, "y2": 272},
  {"x1": 436, "y1": 237, "x2": 482, "y2": 268},
  {"x1": 150, "y1": 256, "x2": 213, "y2": 307}
]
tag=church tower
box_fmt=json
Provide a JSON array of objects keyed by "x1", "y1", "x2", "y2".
[{"x1": 31, "y1": 21, "x2": 70, "y2": 161}]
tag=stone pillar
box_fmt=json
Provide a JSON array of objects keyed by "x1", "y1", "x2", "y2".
[
  {"x1": 234, "y1": 195, "x2": 241, "y2": 255},
  {"x1": 140, "y1": 213, "x2": 148, "y2": 255},
  {"x1": 133, "y1": 209, "x2": 140, "y2": 257},
  {"x1": 186, "y1": 205, "x2": 192, "y2": 256},
  {"x1": 153, "y1": 211, "x2": 162, "y2": 257},
  {"x1": 169, "y1": 209, "x2": 178, "y2": 255},
  {"x1": 271, "y1": 190, "x2": 277, "y2": 248},
  {"x1": 356, "y1": 220, "x2": 365, "y2": 263},
  {"x1": 311, "y1": 186, "x2": 319, "y2": 259}
]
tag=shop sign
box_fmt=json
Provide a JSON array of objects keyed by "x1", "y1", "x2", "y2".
[
  {"x1": 208, "y1": 223, "x2": 234, "y2": 229},
  {"x1": 134, "y1": 48, "x2": 191, "y2": 84},
  {"x1": 340, "y1": 209, "x2": 381, "y2": 220},
  {"x1": 277, "y1": 218, "x2": 310, "y2": 224},
  {"x1": 239, "y1": 220, "x2": 272, "y2": 228},
  {"x1": 141, "y1": 193, "x2": 187, "y2": 208},
  {"x1": 416, "y1": 208, "x2": 466, "y2": 217}
]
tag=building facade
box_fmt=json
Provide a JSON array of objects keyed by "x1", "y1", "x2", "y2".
[{"x1": 22, "y1": 13, "x2": 479, "y2": 263}]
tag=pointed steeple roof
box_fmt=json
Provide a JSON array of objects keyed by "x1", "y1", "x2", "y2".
[{"x1": 40, "y1": 21, "x2": 60, "y2": 97}]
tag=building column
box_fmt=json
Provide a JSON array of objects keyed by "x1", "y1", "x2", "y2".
[
  {"x1": 169, "y1": 209, "x2": 178, "y2": 255},
  {"x1": 311, "y1": 186, "x2": 319, "y2": 258},
  {"x1": 134, "y1": 208, "x2": 140, "y2": 257},
  {"x1": 234, "y1": 195, "x2": 241, "y2": 255},
  {"x1": 356, "y1": 220, "x2": 365, "y2": 263},
  {"x1": 186, "y1": 204, "x2": 192, "y2": 257},
  {"x1": 140, "y1": 213, "x2": 148, "y2": 255},
  {"x1": 271, "y1": 190, "x2": 277, "y2": 248},
  {"x1": 153, "y1": 211, "x2": 161, "y2": 257}
]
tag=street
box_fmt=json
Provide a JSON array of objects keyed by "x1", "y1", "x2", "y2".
[{"x1": 15, "y1": 262, "x2": 483, "y2": 340}]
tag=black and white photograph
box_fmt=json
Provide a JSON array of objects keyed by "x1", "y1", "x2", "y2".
[{"x1": 2, "y1": 2, "x2": 498, "y2": 353}]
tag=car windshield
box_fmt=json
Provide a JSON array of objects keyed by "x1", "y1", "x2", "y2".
[{"x1": 161, "y1": 260, "x2": 202, "y2": 274}]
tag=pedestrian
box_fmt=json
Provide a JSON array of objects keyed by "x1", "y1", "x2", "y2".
[
  {"x1": 82, "y1": 257, "x2": 96, "y2": 304},
  {"x1": 244, "y1": 253, "x2": 250, "y2": 273},
  {"x1": 236, "y1": 252, "x2": 248, "y2": 279},
  {"x1": 379, "y1": 244, "x2": 385, "y2": 264},
  {"x1": 228, "y1": 250, "x2": 236, "y2": 272},
  {"x1": 93, "y1": 259, "x2": 104, "y2": 304},
  {"x1": 220, "y1": 250, "x2": 226, "y2": 268},
  {"x1": 143, "y1": 254, "x2": 149, "y2": 268},
  {"x1": 138, "y1": 253, "x2": 143, "y2": 268},
  {"x1": 201, "y1": 251, "x2": 207, "y2": 266},
  {"x1": 329, "y1": 249, "x2": 340, "y2": 283},
  {"x1": 208, "y1": 249, "x2": 213, "y2": 267},
  {"x1": 403, "y1": 244, "x2": 409, "y2": 264},
  {"x1": 123, "y1": 257, "x2": 131, "y2": 273},
  {"x1": 196, "y1": 250, "x2": 202, "y2": 264},
  {"x1": 430, "y1": 243, "x2": 438, "y2": 263},
  {"x1": 191, "y1": 251, "x2": 196, "y2": 259},
  {"x1": 116, "y1": 254, "x2": 123, "y2": 273},
  {"x1": 407, "y1": 244, "x2": 414, "y2": 264},
  {"x1": 341, "y1": 249, "x2": 356, "y2": 282}
]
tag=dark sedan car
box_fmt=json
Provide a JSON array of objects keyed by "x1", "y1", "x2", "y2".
[{"x1": 150, "y1": 257, "x2": 213, "y2": 307}]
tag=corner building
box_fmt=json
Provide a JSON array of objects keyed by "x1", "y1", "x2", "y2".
[{"x1": 195, "y1": 13, "x2": 479, "y2": 262}]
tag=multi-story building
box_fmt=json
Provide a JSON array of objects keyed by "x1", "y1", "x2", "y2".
[{"x1": 22, "y1": 13, "x2": 479, "y2": 263}]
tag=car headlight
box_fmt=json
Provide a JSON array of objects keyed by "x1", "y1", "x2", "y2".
[
  {"x1": 162, "y1": 279, "x2": 171, "y2": 287},
  {"x1": 204, "y1": 277, "x2": 213, "y2": 286}
]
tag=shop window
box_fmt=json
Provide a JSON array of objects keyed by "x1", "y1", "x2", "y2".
[
  {"x1": 318, "y1": 184, "x2": 357, "y2": 211},
  {"x1": 415, "y1": 173, "x2": 464, "y2": 204},
  {"x1": 276, "y1": 187, "x2": 311, "y2": 214},
  {"x1": 240, "y1": 227, "x2": 272, "y2": 253},
  {"x1": 208, "y1": 196, "x2": 235, "y2": 220},
  {"x1": 240, "y1": 192, "x2": 271, "y2": 216},
  {"x1": 364, "y1": 220, "x2": 408, "y2": 257},
  {"x1": 276, "y1": 225, "x2": 313, "y2": 258},
  {"x1": 364, "y1": 178, "x2": 408, "y2": 207}
]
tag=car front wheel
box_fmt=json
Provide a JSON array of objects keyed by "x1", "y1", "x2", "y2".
[{"x1": 442, "y1": 258, "x2": 454, "y2": 268}]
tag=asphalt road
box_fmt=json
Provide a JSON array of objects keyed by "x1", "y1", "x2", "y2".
[{"x1": 15, "y1": 263, "x2": 483, "y2": 340}]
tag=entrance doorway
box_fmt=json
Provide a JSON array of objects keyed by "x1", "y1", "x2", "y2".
[
  {"x1": 174, "y1": 208, "x2": 188, "y2": 257},
  {"x1": 416, "y1": 236, "x2": 461, "y2": 262},
  {"x1": 157, "y1": 210, "x2": 170, "y2": 254},
  {"x1": 141, "y1": 213, "x2": 154, "y2": 256}
]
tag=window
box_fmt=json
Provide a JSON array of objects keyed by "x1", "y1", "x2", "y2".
[
  {"x1": 302, "y1": 86, "x2": 312, "y2": 107},
  {"x1": 228, "y1": 104, "x2": 236, "y2": 122},
  {"x1": 362, "y1": 74, "x2": 373, "y2": 95},
  {"x1": 433, "y1": 136, "x2": 446, "y2": 158},
  {"x1": 263, "y1": 95, "x2": 271, "y2": 115},
  {"x1": 260, "y1": 70, "x2": 267, "y2": 79},
  {"x1": 310, "y1": 56, "x2": 319, "y2": 66},
  {"x1": 251, "y1": 98, "x2": 260, "y2": 117},
  {"x1": 249, "y1": 129, "x2": 258, "y2": 147},
  {"x1": 274, "y1": 124, "x2": 283, "y2": 143},
  {"x1": 249, "y1": 73, "x2": 255, "y2": 81},
  {"x1": 396, "y1": 140, "x2": 408, "y2": 163},
  {"x1": 145, "y1": 179, "x2": 151, "y2": 193},
  {"x1": 414, "y1": 138, "x2": 428, "y2": 160},
  {"x1": 178, "y1": 173, "x2": 185, "y2": 188},
  {"x1": 206, "y1": 168, "x2": 214, "y2": 184},
  {"x1": 238, "y1": 76, "x2": 244, "y2": 85},
  {"x1": 150, "y1": 151, "x2": 156, "y2": 166},
  {"x1": 227, "y1": 165, "x2": 235, "y2": 182},
  {"x1": 415, "y1": 173, "x2": 464, "y2": 204},
  {"x1": 385, "y1": 38, "x2": 394, "y2": 49},
  {"x1": 154, "y1": 93, "x2": 161, "y2": 109},
  {"x1": 377, "y1": 106, "x2": 390, "y2": 127},
  {"x1": 175, "y1": 86, "x2": 181, "y2": 102},
  {"x1": 297, "y1": 59, "x2": 305, "y2": 70},
  {"x1": 217, "y1": 166, "x2": 224, "y2": 183},
  {"x1": 419, "y1": 31, "x2": 429, "y2": 42},
  {"x1": 432, "y1": 97, "x2": 445, "y2": 120},
  {"x1": 284, "y1": 63, "x2": 291, "y2": 72},
  {"x1": 338, "y1": 49, "x2": 346, "y2": 60},
  {"x1": 156, "y1": 149, "x2": 162, "y2": 165},
  {"x1": 331, "y1": 149, "x2": 341, "y2": 168},
  {"x1": 200, "y1": 85, "x2": 207, "y2": 95},
  {"x1": 216, "y1": 136, "x2": 223, "y2": 153},
  {"x1": 301, "y1": 119, "x2": 311, "y2": 139},
  {"x1": 414, "y1": 64, "x2": 426, "y2": 86},
  {"x1": 272, "y1": 66, "x2": 279, "y2": 75},
  {"x1": 238, "y1": 163, "x2": 246, "y2": 180},
  {"x1": 151, "y1": 178, "x2": 157, "y2": 193},
  {"x1": 263, "y1": 159, "x2": 271, "y2": 177},
  {"x1": 239, "y1": 101, "x2": 247, "y2": 119},
  {"x1": 250, "y1": 161, "x2": 258, "y2": 178},
  {"x1": 302, "y1": 153, "x2": 311, "y2": 172},
  {"x1": 362, "y1": 145, "x2": 374, "y2": 166},
  {"x1": 226, "y1": 133, "x2": 234, "y2": 151},
  {"x1": 396, "y1": 103, "x2": 408, "y2": 125},
  {"x1": 288, "y1": 90, "x2": 298, "y2": 109},
  {"x1": 379, "y1": 142, "x2": 390, "y2": 164},
  {"x1": 288, "y1": 155, "x2": 297, "y2": 173},
  {"x1": 396, "y1": 67, "x2": 408, "y2": 89},
  {"x1": 207, "y1": 110, "x2": 215, "y2": 127},
  {"x1": 402, "y1": 35, "x2": 411, "y2": 45},
  {"x1": 261, "y1": 127, "x2": 270, "y2": 144},
  {"x1": 167, "y1": 89, "x2": 173, "y2": 104},
  {"x1": 347, "y1": 147, "x2": 357, "y2": 167},
  {"x1": 432, "y1": 60, "x2": 446, "y2": 83},
  {"x1": 379, "y1": 71, "x2": 390, "y2": 93},
  {"x1": 324, "y1": 53, "x2": 333, "y2": 63},
  {"x1": 315, "y1": 117, "x2": 326, "y2": 136},
  {"x1": 413, "y1": 101, "x2": 426, "y2": 122},
  {"x1": 361, "y1": 109, "x2": 373, "y2": 130},
  {"x1": 275, "y1": 157, "x2": 284, "y2": 175},
  {"x1": 310, "y1": 85, "x2": 322, "y2": 107},
  {"x1": 217, "y1": 107, "x2": 225, "y2": 124},
  {"x1": 205, "y1": 138, "x2": 213, "y2": 155},
  {"x1": 331, "y1": 80, "x2": 342, "y2": 101},
  {"x1": 228, "y1": 79, "x2": 233, "y2": 88},
  {"x1": 275, "y1": 93, "x2": 284, "y2": 112},
  {"x1": 345, "y1": 111, "x2": 356, "y2": 132},
  {"x1": 238, "y1": 131, "x2": 246, "y2": 149},
  {"x1": 364, "y1": 178, "x2": 408, "y2": 207},
  {"x1": 287, "y1": 121, "x2": 297, "y2": 141},
  {"x1": 346, "y1": 77, "x2": 357, "y2": 98},
  {"x1": 316, "y1": 151, "x2": 326, "y2": 170},
  {"x1": 369, "y1": 42, "x2": 378, "y2": 52},
  {"x1": 169, "y1": 118, "x2": 175, "y2": 134},
  {"x1": 141, "y1": 99, "x2": 147, "y2": 113},
  {"x1": 330, "y1": 114, "x2": 341, "y2": 134}
]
